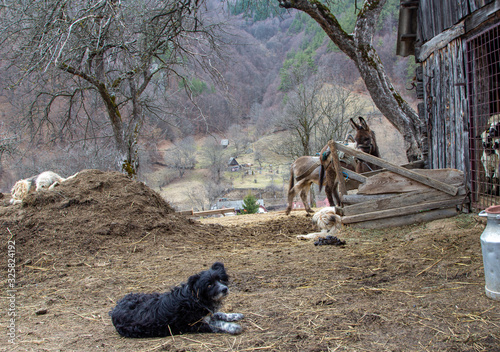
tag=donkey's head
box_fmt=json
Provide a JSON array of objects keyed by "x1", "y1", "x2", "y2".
[
  {"x1": 350, "y1": 116, "x2": 379, "y2": 157},
  {"x1": 318, "y1": 143, "x2": 332, "y2": 192}
]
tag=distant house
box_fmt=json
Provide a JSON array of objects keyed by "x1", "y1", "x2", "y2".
[
  {"x1": 220, "y1": 139, "x2": 229, "y2": 148},
  {"x1": 396, "y1": 0, "x2": 500, "y2": 209},
  {"x1": 228, "y1": 157, "x2": 240, "y2": 171}
]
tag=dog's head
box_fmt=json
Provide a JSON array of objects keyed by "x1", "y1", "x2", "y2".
[
  {"x1": 188, "y1": 262, "x2": 230, "y2": 303},
  {"x1": 312, "y1": 207, "x2": 341, "y2": 231},
  {"x1": 10, "y1": 179, "x2": 35, "y2": 205}
]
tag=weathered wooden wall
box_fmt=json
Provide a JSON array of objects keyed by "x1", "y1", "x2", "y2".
[
  {"x1": 405, "y1": 0, "x2": 500, "y2": 209},
  {"x1": 417, "y1": 0, "x2": 495, "y2": 42},
  {"x1": 422, "y1": 39, "x2": 469, "y2": 184}
]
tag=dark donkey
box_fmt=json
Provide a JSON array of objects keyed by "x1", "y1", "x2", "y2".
[
  {"x1": 285, "y1": 139, "x2": 357, "y2": 215},
  {"x1": 316, "y1": 117, "x2": 381, "y2": 209},
  {"x1": 350, "y1": 116, "x2": 381, "y2": 173}
]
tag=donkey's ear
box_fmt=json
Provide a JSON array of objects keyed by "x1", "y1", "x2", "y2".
[
  {"x1": 358, "y1": 116, "x2": 368, "y2": 130},
  {"x1": 350, "y1": 118, "x2": 359, "y2": 130}
]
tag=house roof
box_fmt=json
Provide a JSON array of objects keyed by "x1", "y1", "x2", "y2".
[{"x1": 228, "y1": 157, "x2": 239, "y2": 166}]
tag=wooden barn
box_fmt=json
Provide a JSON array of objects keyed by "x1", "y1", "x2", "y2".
[{"x1": 397, "y1": 0, "x2": 500, "y2": 209}]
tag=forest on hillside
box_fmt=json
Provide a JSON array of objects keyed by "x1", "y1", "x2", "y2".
[{"x1": 0, "y1": 0, "x2": 415, "y2": 198}]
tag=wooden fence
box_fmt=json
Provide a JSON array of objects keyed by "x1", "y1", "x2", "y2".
[{"x1": 331, "y1": 141, "x2": 469, "y2": 229}]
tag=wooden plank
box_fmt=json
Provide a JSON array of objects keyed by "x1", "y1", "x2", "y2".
[
  {"x1": 182, "y1": 208, "x2": 236, "y2": 217},
  {"x1": 343, "y1": 187, "x2": 466, "y2": 217},
  {"x1": 465, "y1": 0, "x2": 500, "y2": 32},
  {"x1": 341, "y1": 198, "x2": 464, "y2": 224},
  {"x1": 328, "y1": 140, "x2": 347, "y2": 198},
  {"x1": 342, "y1": 193, "x2": 396, "y2": 206},
  {"x1": 341, "y1": 167, "x2": 366, "y2": 183},
  {"x1": 418, "y1": 0, "x2": 433, "y2": 42},
  {"x1": 357, "y1": 168, "x2": 464, "y2": 195},
  {"x1": 335, "y1": 142, "x2": 460, "y2": 196},
  {"x1": 456, "y1": 40, "x2": 470, "y2": 188},
  {"x1": 418, "y1": 21, "x2": 465, "y2": 62},
  {"x1": 355, "y1": 160, "x2": 426, "y2": 178},
  {"x1": 347, "y1": 208, "x2": 458, "y2": 229}
]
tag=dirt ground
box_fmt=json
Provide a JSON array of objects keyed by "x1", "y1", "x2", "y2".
[{"x1": 1, "y1": 170, "x2": 499, "y2": 352}]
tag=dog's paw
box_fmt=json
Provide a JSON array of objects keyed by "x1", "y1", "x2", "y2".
[
  {"x1": 209, "y1": 320, "x2": 242, "y2": 335},
  {"x1": 213, "y1": 312, "x2": 244, "y2": 322},
  {"x1": 226, "y1": 313, "x2": 244, "y2": 321},
  {"x1": 225, "y1": 322, "x2": 242, "y2": 335}
]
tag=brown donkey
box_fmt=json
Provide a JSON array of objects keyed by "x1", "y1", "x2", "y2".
[{"x1": 350, "y1": 116, "x2": 381, "y2": 173}]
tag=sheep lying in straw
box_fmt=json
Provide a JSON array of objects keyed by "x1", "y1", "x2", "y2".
[{"x1": 297, "y1": 207, "x2": 342, "y2": 240}]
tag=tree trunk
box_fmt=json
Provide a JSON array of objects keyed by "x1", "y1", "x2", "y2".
[
  {"x1": 58, "y1": 63, "x2": 139, "y2": 177},
  {"x1": 278, "y1": 0, "x2": 424, "y2": 162}
]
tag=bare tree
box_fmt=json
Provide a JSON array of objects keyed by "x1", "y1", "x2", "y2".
[
  {"x1": 187, "y1": 185, "x2": 208, "y2": 211},
  {"x1": 275, "y1": 77, "x2": 364, "y2": 159},
  {"x1": 315, "y1": 84, "x2": 366, "y2": 148},
  {"x1": 0, "y1": 0, "x2": 225, "y2": 176},
  {"x1": 202, "y1": 138, "x2": 229, "y2": 185},
  {"x1": 227, "y1": 124, "x2": 251, "y2": 157},
  {"x1": 279, "y1": 80, "x2": 324, "y2": 157},
  {"x1": 165, "y1": 136, "x2": 197, "y2": 178},
  {"x1": 0, "y1": 126, "x2": 16, "y2": 180},
  {"x1": 204, "y1": 179, "x2": 232, "y2": 209},
  {"x1": 277, "y1": 0, "x2": 423, "y2": 162},
  {"x1": 254, "y1": 147, "x2": 265, "y2": 169}
]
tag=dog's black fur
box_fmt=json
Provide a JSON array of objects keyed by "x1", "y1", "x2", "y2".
[{"x1": 109, "y1": 262, "x2": 244, "y2": 338}]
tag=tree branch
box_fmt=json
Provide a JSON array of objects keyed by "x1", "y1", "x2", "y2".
[{"x1": 278, "y1": 0, "x2": 356, "y2": 57}]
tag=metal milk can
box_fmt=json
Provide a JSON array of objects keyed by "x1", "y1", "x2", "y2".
[{"x1": 479, "y1": 205, "x2": 500, "y2": 300}]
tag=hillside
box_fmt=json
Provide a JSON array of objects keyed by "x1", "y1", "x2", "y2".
[{"x1": 0, "y1": 0, "x2": 416, "y2": 198}]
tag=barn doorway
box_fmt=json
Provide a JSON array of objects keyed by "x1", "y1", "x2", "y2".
[{"x1": 467, "y1": 22, "x2": 500, "y2": 209}]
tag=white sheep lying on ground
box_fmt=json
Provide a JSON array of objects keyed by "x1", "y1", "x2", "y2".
[
  {"x1": 297, "y1": 207, "x2": 342, "y2": 240},
  {"x1": 10, "y1": 171, "x2": 78, "y2": 205}
]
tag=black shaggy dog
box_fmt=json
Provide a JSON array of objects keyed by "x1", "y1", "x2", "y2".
[{"x1": 109, "y1": 262, "x2": 244, "y2": 338}]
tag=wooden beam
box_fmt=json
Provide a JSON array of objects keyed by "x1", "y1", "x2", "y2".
[
  {"x1": 179, "y1": 208, "x2": 236, "y2": 217},
  {"x1": 335, "y1": 142, "x2": 459, "y2": 196},
  {"x1": 465, "y1": 1, "x2": 500, "y2": 33},
  {"x1": 342, "y1": 193, "x2": 395, "y2": 206},
  {"x1": 341, "y1": 167, "x2": 367, "y2": 183},
  {"x1": 328, "y1": 140, "x2": 347, "y2": 198},
  {"x1": 343, "y1": 187, "x2": 466, "y2": 217},
  {"x1": 358, "y1": 169, "x2": 464, "y2": 195},
  {"x1": 400, "y1": 0, "x2": 419, "y2": 7},
  {"x1": 353, "y1": 159, "x2": 425, "y2": 178},
  {"x1": 342, "y1": 199, "x2": 463, "y2": 224},
  {"x1": 418, "y1": 21, "x2": 464, "y2": 62}
]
